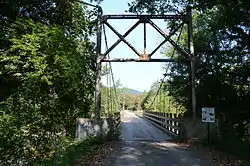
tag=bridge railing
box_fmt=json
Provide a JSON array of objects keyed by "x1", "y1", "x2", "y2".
[
  {"x1": 143, "y1": 110, "x2": 184, "y2": 138},
  {"x1": 112, "y1": 112, "x2": 121, "y2": 129}
]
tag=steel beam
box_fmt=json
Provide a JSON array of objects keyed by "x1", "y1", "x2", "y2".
[
  {"x1": 102, "y1": 14, "x2": 186, "y2": 20},
  {"x1": 95, "y1": 8, "x2": 103, "y2": 119},
  {"x1": 101, "y1": 58, "x2": 186, "y2": 63},
  {"x1": 144, "y1": 22, "x2": 147, "y2": 55}
]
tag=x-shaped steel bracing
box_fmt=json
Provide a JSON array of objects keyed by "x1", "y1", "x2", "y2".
[{"x1": 99, "y1": 14, "x2": 190, "y2": 62}]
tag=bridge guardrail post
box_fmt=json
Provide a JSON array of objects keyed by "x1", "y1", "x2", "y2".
[
  {"x1": 170, "y1": 113, "x2": 173, "y2": 133},
  {"x1": 174, "y1": 114, "x2": 177, "y2": 135},
  {"x1": 166, "y1": 113, "x2": 169, "y2": 131},
  {"x1": 163, "y1": 113, "x2": 166, "y2": 129},
  {"x1": 178, "y1": 114, "x2": 185, "y2": 140}
]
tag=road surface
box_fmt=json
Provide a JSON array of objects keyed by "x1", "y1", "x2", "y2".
[{"x1": 102, "y1": 110, "x2": 214, "y2": 166}]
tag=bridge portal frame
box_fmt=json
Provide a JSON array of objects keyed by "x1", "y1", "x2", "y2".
[{"x1": 95, "y1": 8, "x2": 196, "y2": 122}]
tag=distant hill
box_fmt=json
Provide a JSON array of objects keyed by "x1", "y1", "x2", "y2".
[
  {"x1": 102, "y1": 85, "x2": 143, "y2": 95},
  {"x1": 121, "y1": 88, "x2": 142, "y2": 95}
]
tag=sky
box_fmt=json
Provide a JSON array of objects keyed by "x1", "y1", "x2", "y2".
[{"x1": 92, "y1": 0, "x2": 169, "y2": 92}]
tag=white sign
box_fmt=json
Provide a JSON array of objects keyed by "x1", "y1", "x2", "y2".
[{"x1": 202, "y1": 107, "x2": 215, "y2": 123}]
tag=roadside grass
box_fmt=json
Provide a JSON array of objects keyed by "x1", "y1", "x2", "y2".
[
  {"x1": 35, "y1": 136, "x2": 104, "y2": 166},
  {"x1": 37, "y1": 124, "x2": 122, "y2": 166}
]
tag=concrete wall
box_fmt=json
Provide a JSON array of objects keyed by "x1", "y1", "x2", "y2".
[{"x1": 75, "y1": 117, "x2": 119, "y2": 140}]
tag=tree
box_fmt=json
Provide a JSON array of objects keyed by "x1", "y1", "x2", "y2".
[{"x1": 0, "y1": 1, "x2": 97, "y2": 164}]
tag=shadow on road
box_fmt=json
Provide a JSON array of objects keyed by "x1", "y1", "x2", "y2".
[{"x1": 103, "y1": 139, "x2": 212, "y2": 166}]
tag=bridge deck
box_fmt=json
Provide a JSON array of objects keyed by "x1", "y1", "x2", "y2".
[{"x1": 102, "y1": 110, "x2": 213, "y2": 166}]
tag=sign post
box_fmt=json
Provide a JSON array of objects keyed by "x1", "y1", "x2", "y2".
[{"x1": 202, "y1": 107, "x2": 215, "y2": 144}]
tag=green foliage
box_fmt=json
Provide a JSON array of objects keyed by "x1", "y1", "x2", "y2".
[
  {"x1": 101, "y1": 86, "x2": 120, "y2": 116},
  {"x1": 0, "y1": 0, "x2": 97, "y2": 164},
  {"x1": 121, "y1": 93, "x2": 141, "y2": 110},
  {"x1": 140, "y1": 81, "x2": 185, "y2": 114},
  {"x1": 101, "y1": 80, "x2": 143, "y2": 113},
  {"x1": 38, "y1": 136, "x2": 106, "y2": 166}
]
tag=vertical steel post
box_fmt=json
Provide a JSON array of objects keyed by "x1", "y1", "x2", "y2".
[
  {"x1": 164, "y1": 92, "x2": 166, "y2": 112},
  {"x1": 95, "y1": 7, "x2": 103, "y2": 119},
  {"x1": 109, "y1": 71, "x2": 113, "y2": 113},
  {"x1": 106, "y1": 64, "x2": 109, "y2": 115},
  {"x1": 187, "y1": 6, "x2": 196, "y2": 122},
  {"x1": 144, "y1": 22, "x2": 147, "y2": 55}
]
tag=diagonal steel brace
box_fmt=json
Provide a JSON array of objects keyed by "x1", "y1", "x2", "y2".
[
  {"x1": 148, "y1": 21, "x2": 185, "y2": 57},
  {"x1": 148, "y1": 20, "x2": 190, "y2": 58}
]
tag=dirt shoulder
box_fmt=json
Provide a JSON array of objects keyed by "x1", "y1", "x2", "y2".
[{"x1": 169, "y1": 139, "x2": 250, "y2": 166}]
